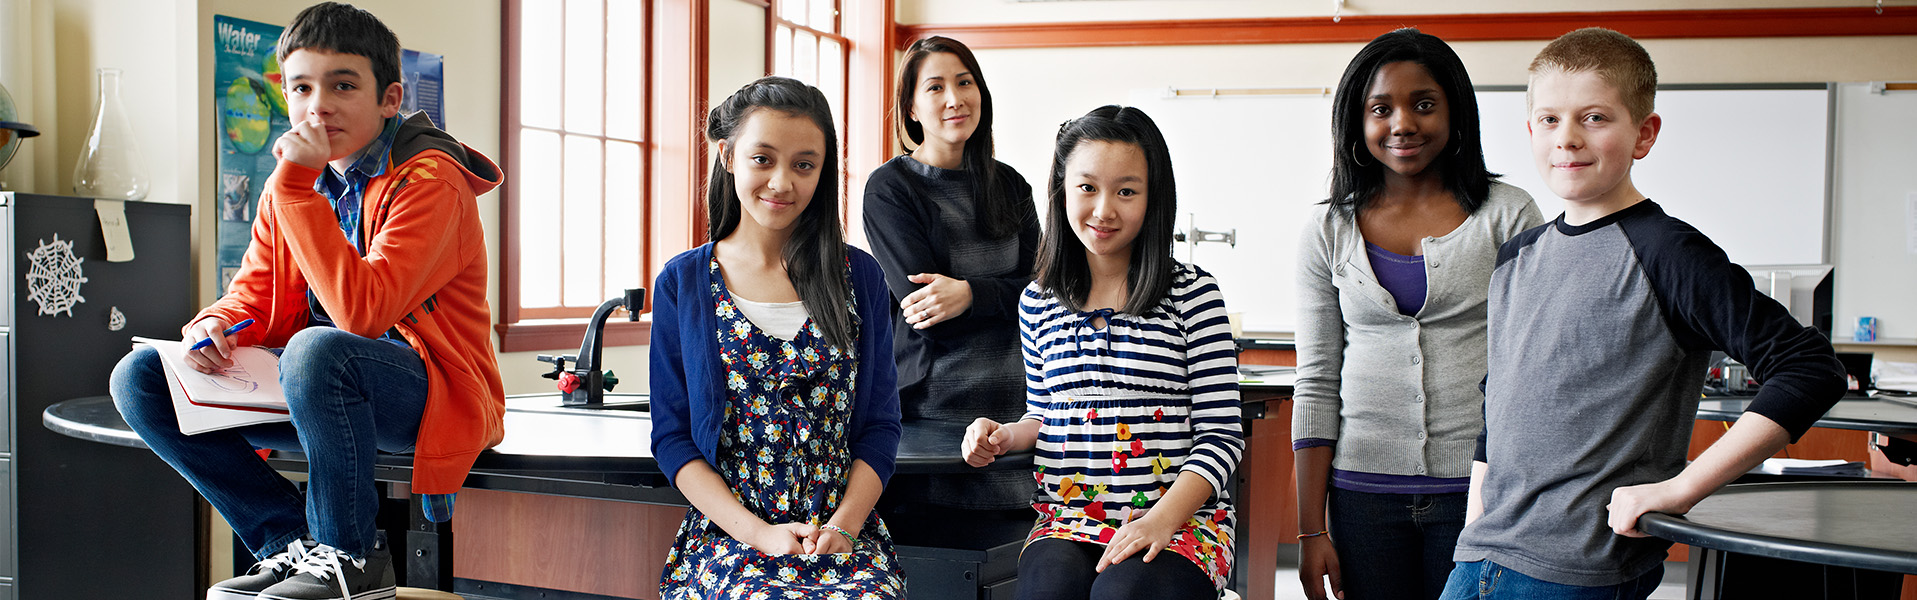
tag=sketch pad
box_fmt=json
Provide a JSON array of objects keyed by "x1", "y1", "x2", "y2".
[{"x1": 132, "y1": 337, "x2": 290, "y2": 434}]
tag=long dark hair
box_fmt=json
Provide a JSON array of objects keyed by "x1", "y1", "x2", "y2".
[
  {"x1": 895, "y1": 36, "x2": 1021, "y2": 239},
  {"x1": 705, "y1": 76, "x2": 855, "y2": 351},
  {"x1": 1035, "y1": 106, "x2": 1178, "y2": 316},
  {"x1": 1328, "y1": 28, "x2": 1496, "y2": 215}
]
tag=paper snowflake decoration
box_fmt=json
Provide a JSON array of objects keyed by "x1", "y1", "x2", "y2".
[{"x1": 25, "y1": 234, "x2": 88, "y2": 317}]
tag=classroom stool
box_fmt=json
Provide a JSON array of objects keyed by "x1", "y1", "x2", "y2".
[{"x1": 396, "y1": 587, "x2": 463, "y2": 600}]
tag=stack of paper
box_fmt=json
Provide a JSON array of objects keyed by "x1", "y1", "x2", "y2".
[
  {"x1": 1872, "y1": 359, "x2": 1917, "y2": 394},
  {"x1": 131, "y1": 337, "x2": 289, "y2": 434},
  {"x1": 1755, "y1": 458, "x2": 1867, "y2": 477}
]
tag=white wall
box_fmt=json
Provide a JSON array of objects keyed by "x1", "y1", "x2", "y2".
[
  {"x1": 0, "y1": 0, "x2": 56, "y2": 193},
  {"x1": 35, "y1": 0, "x2": 192, "y2": 207},
  {"x1": 961, "y1": 34, "x2": 1917, "y2": 335}
]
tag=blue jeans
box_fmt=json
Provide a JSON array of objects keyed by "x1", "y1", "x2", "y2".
[
  {"x1": 111, "y1": 327, "x2": 428, "y2": 560},
  {"x1": 1439, "y1": 560, "x2": 1663, "y2": 600},
  {"x1": 1327, "y1": 487, "x2": 1467, "y2": 600}
]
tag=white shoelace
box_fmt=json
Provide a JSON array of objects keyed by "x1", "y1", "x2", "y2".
[
  {"x1": 252, "y1": 539, "x2": 314, "y2": 576},
  {"x1": 288, "y1": 544, "x2": 368, "y2": 600}
]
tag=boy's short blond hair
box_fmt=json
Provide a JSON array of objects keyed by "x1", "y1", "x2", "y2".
[{"x1": 1528, "y1": 27, "x2": 1657, "y2": 124}]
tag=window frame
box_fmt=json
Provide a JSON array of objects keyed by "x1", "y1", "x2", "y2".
[
  {"x1": 496, "y1": 0, "x2": 884, "y2": 352},
  {"x1": 499, "y1": 0, "x2": 682, "y2": 352},
  {"x1": 768, "y1": 0, "x2": 851, "y2": 214}
]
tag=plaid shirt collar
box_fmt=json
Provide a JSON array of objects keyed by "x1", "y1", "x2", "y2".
[{"x1": 313, "y1": 115, "x2": 402, "y2": 254}]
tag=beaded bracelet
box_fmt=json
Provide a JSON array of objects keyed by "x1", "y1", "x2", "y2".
[
  {"x1": 1297, "y1": 530, "x2": 1329, "y2": 539},
  {"x1": 821, "y1": 523, "x2": 857, "y2": 546}
]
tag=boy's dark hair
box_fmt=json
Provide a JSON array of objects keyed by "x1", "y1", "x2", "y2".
[
  {"x1": 277, "y1": 2, "x2": 402, "y2": 96},
  {"x1": 705, "y1": 76, "x2": 855, "y2": 351},
  {"x1": 1036, "y1": 105, "x2": 1178, "y2": 316},
  {"x1": 1529, "y1": 27, "x2": 1658, "y2": 124},
  {"x1": 1328, "y1": 28, "x2": 1497, "y2": 216},
  {"x1": 894, "y1": 36, "x2": 1021, "y2": 240}
]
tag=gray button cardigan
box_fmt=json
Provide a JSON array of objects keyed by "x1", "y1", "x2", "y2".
[{"x1": 1291, "y1": 181, "x2": 1542, "y2": 479}]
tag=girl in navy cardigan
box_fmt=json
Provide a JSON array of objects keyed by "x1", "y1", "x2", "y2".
[{"x1": 650, "y1": 76, "x2": 905, "y2": 599}]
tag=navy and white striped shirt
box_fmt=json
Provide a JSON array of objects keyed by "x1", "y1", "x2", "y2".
[{"x1": 1018, "y1": 262, "x2": 1244, "y2": 496}]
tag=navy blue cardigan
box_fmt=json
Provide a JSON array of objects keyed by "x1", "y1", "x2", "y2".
[{"x1": 648, "y1": 243, "x2": 903, "y2": 487}]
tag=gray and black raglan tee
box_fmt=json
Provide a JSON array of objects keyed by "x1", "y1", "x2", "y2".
[{"x1": 1455, "y1": 200, "x2": 1845, "y2": 586}]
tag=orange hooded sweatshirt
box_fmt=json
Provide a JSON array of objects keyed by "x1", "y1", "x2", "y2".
[{"x1": 191, "y1": 113, "x2": 504, "y2": 495}]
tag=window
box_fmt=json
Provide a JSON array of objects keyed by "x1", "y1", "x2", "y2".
[
  {"x1": 770, "y1": 0, "x2": 848, "y2": 178},
  {"x1": 501, "y1": 0, "x2": 651, "y2": 350}
]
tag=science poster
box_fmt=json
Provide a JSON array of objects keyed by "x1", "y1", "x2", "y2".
[
  {"x1": 212, "y1": 15, "x2": 447, "y2": 291},
  {"x1": 214, "y1": 15, "x2": 289, "y2": 292}
]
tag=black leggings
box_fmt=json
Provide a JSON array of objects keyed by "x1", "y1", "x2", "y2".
[{"x1": 1015, "y1": 538, "x2": 1220, "y2": 600}]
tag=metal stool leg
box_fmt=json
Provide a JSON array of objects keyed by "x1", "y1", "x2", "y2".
[{"x1": 406, "y1": 494, "x2": 456, "y2": 592}]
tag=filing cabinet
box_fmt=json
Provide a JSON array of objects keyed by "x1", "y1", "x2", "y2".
[{"x1": 1, "y1": 192, "x2": 196, "y2": 600}]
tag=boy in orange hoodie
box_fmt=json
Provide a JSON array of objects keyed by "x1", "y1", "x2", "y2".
[{"x1": 109, "y1": 3, "x2": 503, "y2": 599}]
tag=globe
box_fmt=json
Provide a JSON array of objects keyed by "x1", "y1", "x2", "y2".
[{"x1": 0, "y1": 81, "x2": 42, "y2": 173}]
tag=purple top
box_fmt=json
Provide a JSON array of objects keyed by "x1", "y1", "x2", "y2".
[
  {"x1": 1292, "y1": 438, "x2": 1470, "y2": 493},
  {"x1": 1365, "y1": 241, "x2": 1426, "y2": 316},
  {"x1": 1290, "y1": 242, "x2": 1464, "y2": 493}
]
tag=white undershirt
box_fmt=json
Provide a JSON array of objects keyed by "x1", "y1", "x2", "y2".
[{"x1": 730, "y1": 294, "x2": 810, "y2": 341}]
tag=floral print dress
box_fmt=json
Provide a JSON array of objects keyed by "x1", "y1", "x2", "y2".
[{"x1": 658, "y1": 258, "x2": 906, "y2": 600}]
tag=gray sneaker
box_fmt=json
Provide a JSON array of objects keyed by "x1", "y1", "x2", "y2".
[
  {"x1": 255, "y1": 542, "x2": 396, "y2": 600},
  {"x1": 207, "y1": 539, "x2": 317, "y2": 600}
]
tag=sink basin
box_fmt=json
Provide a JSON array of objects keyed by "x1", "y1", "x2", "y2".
[
  {"x1": 561, "y1": 400, "x2": 650, "y2": 412},
  {"x1": 505, "y1": 393, "x2": 651, "y2": 415}
]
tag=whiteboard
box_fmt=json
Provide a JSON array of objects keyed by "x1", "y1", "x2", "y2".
[
  {"x1": 1129, "y1": 85, "x2": 1833, "y2": 333},
  {"x1": 1830, "y1": 82, "x2": 1917, "y2": 340}
]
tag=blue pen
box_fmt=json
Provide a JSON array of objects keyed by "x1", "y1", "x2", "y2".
[{"x1": 189, "y1": 318, "x2": 256, "y2": 351}]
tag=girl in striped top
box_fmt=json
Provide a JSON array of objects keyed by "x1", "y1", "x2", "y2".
[{"x1": 960, "y1": 105, "x2": 1244, "y2": 600}]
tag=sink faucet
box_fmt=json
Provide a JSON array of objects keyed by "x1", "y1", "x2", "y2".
[{"x1": 538, "y1": 287, "x2": 645, "y2": 406}]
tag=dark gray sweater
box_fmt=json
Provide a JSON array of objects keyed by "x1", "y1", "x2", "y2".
[
  {"x1": 861, "y1": 155, "x2": 1039, "y2": 509},
  {"x1": 1456, "y1": 200, "x2": 1844, "y2": 586}
]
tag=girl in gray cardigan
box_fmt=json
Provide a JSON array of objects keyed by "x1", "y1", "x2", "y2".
[{"x1": 1292, "y1": 29, "x2": 1543, "y2": 600}]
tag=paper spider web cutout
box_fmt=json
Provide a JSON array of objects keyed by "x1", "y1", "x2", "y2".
[{"x1": 25, "y1": 234, "x2": 88, "y2": 317}]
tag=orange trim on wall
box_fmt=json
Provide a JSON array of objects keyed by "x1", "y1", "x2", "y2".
[{"x1": 895, "y1": 7, "x2": 1917, "y2": 50}]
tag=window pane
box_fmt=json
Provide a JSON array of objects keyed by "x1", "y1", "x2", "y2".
[
  {"x1": 774, "y1": 26, "x2": 792, "y2": 78},
  {"x1": 564, "y1": 0, "x2": 604, "y2": 135},
  {"x1": 820, "y1": 37, "x2": 844, "y2": 132},
  {"x1": 604, "y1": 141, "x2": 643, "y2": 301},
  {"x1": 794, "y1": 30, "x2": 817, "y2": 86},
  {"x1": 606, "y1": 0, "x2": 644, "y2": 141},
  {"x1": 781, "y1": 0, "x2": 805, "y2": 24},
  {"x1": 811, "y1": 0, "x2": 835, "y2": 33},
  {"x1": 520, "y1": 0, "x2": 562, "y2": 129},
  {"x1": 563, "y1": 135, "x2": 604, "y2": 307},
  {"x1": 518, "y1": 129, "x2": 563, "y2": 308}
]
